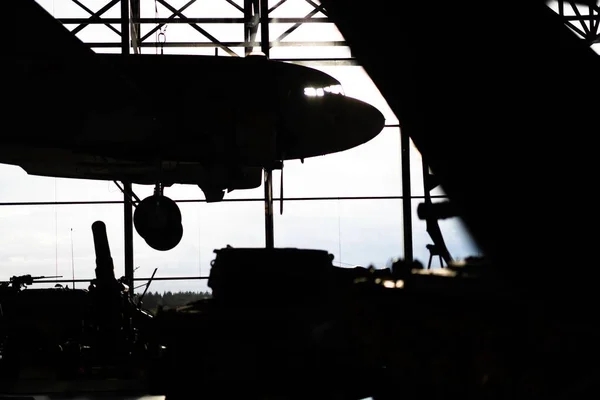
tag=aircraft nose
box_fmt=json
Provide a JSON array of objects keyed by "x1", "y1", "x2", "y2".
[{"x1": 280, "y1": 94, "x2": 386, "y2": 160}]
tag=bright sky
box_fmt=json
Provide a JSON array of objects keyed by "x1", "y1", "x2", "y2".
[{"x1": 0, "y1": 0, "x2": 488, "y2": 292}]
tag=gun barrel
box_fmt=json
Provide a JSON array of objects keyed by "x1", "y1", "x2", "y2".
[{"x1": 92, "y1": 220, "x2": 115, "y2": 281}]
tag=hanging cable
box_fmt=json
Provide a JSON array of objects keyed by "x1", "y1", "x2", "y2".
[
  {"x1": 158, "y1": 30, "x2": 167, "y2": 55},
  {"x1": 155, "y1": 0, "x2": 168, "y2": 55}
]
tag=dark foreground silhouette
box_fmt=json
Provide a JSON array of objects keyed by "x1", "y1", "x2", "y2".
[{"x1": 2, "y1": 221, "x2": 599, "y2": 399}]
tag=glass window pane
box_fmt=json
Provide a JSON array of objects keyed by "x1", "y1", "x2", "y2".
[
  {"x1": 0, "y1": 204, "x2": 123, "y2": 284},
  {"x1": 0, "y1": 164, "x2": 126, "y2": 203},
  {"x1": 132, "y1": 201, "x2": 266, "y2": 294},
  {"x1": 274, "y1": 127, "x2": 401, "y2": 198},
  {"x1": 13, "y1": 0, "x2": 483, "y2": 302},
  {"x1": 275, "y1": 199, "x2": 403, "y2": 268}
]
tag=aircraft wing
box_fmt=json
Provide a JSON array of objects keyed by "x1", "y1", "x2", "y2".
[{"x1": 0, "y1": 145, "x2": 262, "y2": 202}]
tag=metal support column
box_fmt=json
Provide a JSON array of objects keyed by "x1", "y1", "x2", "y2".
[
  {"x1": 260, "y1": 0, "x2": 269, "y2": 56},
  {"x1": 259, "y1": 0, "x2": 274, "y2": 248},
  {"x1": 121, "y1": 2, "x2": 133, "y2": 293},
  {"x1": 130, "y1": 0, "x2": 141, "y2": 53},
  {"x1": 244, "y1": 0, "x2": 259, "y2": 56},
  {"x1": 120, "y1": 0, "x2": 129, "y2": 55},
  {"x1": 123, "y1": 182, "x2": 134, "y2": 293},
  {"x1": 264, "y1": 170, "x2": 274, "y2": 248},
  {"x1": 401, "y1": 130, "x2": 413, "y2": 262}
]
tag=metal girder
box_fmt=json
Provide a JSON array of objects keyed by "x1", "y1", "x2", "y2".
[
  {"x1": 225, "y1": 0, "x2": 244, "y2": 13},
  {"x1": 130, "y1": 0, "x2": 141, "y2": 53},
  {"x1": 259, "y1": 0, "x2": 273, "y2": 247},
  {"x1": 244, "y1": 0, "x2": 260, "y2": 55},
  {"x1": 76, "y1": 40, "x2": 348, "y2": 48},
  {"x1": 44, "y1": 0, "x2": 351, "y2": 64},
  {"x1": 139, "y1": 0, "x2": 197, "y2": 43},
  {"x1": 54, "y1": 1, "x2": 597, "y2": 57},
  {"x1": 69, "y1": 0, "x2": 121, "y2": 36},
  {"x1": 554, "y1": 0, "x2": 600, "y2": 45},
  {"x1": 61, "y1": 17, "x2": 249, "y2": 23},
  {"x1": 154, "y1": 0, "x2": 238, "y2": 56},
  {"x1": 273, "y1": 4, "x2": 326, "y2": 44}
]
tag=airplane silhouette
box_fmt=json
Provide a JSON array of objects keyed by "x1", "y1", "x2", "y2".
[{"x1": 4, "y1": 1, "x2": 385, "y2": 251}]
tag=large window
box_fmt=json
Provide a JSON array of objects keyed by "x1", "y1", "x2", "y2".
[{"x1": 1, "y1": 0, "x2": 482, "y2": 309}]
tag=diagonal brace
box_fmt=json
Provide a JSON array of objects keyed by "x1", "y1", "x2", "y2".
[
  {"x1": 156, "y1": 0, "x2": 238, "y2": 56},
  {"x1": 70, "y1": 0, "x2": 120, "y2": 35},
  {"x1": 140, "y1": 0, "x2": 197, "y2": 42}
]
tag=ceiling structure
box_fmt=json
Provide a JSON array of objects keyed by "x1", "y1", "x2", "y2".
[
  {"x1": 551, "y1": 0, "x2": 600, "y2": 45},
  {"x1": 46, "y1": 0, "x2": 358, "y2": 64}
]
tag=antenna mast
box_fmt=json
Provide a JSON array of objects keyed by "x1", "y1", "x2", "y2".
[{"x1": 71, "y1": 228, "x2": 75, "y2": 289}]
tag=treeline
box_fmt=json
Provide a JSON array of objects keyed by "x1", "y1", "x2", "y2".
[{"x1": 137, "y1": 290, "x2": 212, "y2": 311}]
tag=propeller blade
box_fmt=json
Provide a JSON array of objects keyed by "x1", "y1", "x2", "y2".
[{"x1": 279, "y1": 162, "x2": 284, "y2": 215}]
